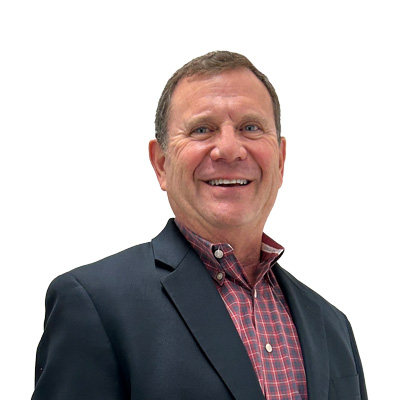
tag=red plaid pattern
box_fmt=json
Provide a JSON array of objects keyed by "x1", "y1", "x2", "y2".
[{"x1": 176, "y1": 221, "x2": 307, "y2": 400}]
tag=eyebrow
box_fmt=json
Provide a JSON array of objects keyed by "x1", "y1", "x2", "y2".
[
  {"x1": 237, "y1": 113, "x2": 273, "y2": 127},
  {"x1": 184, "y1": 115, "x2": 215, "y2": 128},
  {"x1": 184, "y1": 112, "x2": 274, "y2": 129}
]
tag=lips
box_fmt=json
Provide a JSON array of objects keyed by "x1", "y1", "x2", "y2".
[{"x1": 207, "y1": 179, "x2": 249, "y2": 186}]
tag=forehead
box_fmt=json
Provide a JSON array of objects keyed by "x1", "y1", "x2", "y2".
[{"x1": 169, "y1": 68, "x2": 273, "y2": 119}]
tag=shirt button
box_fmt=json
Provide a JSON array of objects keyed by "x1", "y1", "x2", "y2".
[
  {"x1": 216, "y1": 272, "x2": 224, "y2": 281},
  {"x1": 214, "y1": 249, "x2": 224, "y2": 259},
  {"x1": 265, "y1": 343, "x2": 273, "y2": 353}
]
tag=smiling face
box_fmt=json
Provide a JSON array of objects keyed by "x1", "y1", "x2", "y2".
[{"x1": 150, "y1": 68, "x2": 286, "y2": 240}]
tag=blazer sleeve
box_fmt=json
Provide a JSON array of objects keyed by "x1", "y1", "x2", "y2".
[
  {"x1": 32, "y1": 273, "x2": 127, "y2": 400},
  {"x1": 346, "y1": 317, "x2": 368, "y2": 400}
]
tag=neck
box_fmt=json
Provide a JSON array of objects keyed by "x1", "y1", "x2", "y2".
[{"x1": 231, "y1": 240, "x2": 263, "y2": 287}]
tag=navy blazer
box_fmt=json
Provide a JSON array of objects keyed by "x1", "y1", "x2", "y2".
[{"x1": 33, "y1": 220, "x2": 367, "y2": 399}]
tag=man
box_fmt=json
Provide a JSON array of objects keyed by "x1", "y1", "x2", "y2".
[{"x1": 32, "y1": 51, "x2": 367, "y2": 399}]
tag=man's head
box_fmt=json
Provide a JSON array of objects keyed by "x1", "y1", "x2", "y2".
[
  {"x1": 155, "y1": 51, "x2": 281, "y2": 150},
  {"x1": 150, "y1": 51, "x2": 286, "y2": 239}
]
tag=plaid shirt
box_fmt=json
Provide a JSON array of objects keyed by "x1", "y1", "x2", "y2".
[{"x1": 176, "y1": 221, "x2": 308, "y2": 400}]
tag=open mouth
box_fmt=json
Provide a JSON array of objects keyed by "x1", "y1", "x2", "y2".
[{"x1": 207, "y1": 179, "x2": 250, "y2": 187}]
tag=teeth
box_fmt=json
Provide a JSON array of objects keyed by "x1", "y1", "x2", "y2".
[{"x1": 208, "y1": 179, "x2": 249, "y2": 186}]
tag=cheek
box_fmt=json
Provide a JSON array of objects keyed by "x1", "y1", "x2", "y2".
[
  {"x1": 178, "y1": 148, "x2": 210, "y2": 178},
  {"x1": 253, "y1": 150, "x2": 282, "y2": 183},
  {"x1": 165, "y1": 155, "x2": 195, "y2": 188},
  {"x1": 253, "y1": 148, "x2": 276, "y2": 168}
]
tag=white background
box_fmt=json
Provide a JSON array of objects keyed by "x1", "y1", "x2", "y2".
[{"x1": 1, "y1": 1, "x2": 399, "y2": 398}]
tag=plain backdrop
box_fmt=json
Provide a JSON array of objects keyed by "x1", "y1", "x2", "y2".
[{"x1": 1, "y1": 1, "x2": 399, "y2": 398}]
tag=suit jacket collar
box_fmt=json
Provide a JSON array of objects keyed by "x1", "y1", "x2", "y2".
[
  {"x1": 152, "y1": 219, "x2": 330, "y2": 400},
  {"x1": 274, "y1": 265, "x2": 330, "y2": 400},
  {"x1": 152, "y1": 220, "x2": 264, "y2": 400}
]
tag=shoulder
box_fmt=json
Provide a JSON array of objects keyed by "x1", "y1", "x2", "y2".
[
  {"x1": 47, "y1": 241, "x2": 158, "y2": 302},
  {"x1": 73, "y1": 241, "x2": 155, "y2": 279}
]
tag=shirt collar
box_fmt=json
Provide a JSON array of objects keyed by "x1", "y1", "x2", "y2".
[{"x1": 175, "y1": 219, "x2": 284, "y2": 285}]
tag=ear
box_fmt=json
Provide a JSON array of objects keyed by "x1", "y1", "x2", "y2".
[
  {"x1": 278, "y1": 137, "x2": 286, "y2": 184},
  {"x1": 149, "y1": 139, "x2": 167, "y2": 191}
]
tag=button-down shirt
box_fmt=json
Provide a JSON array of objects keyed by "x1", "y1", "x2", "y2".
[{"x1": 176, "y1": 221, "x2": 308, "y2": 400}]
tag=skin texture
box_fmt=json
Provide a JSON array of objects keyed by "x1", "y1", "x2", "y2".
[{"x1": 150, "y1": 68, "x2": 286, "y2": 284}]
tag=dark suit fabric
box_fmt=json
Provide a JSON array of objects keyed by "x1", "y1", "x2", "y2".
[{"x1": 33, "y1": 220, "x2": 367, "y2": 400}]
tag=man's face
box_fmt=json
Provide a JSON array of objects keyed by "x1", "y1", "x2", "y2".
[{"x1": 150, "y1": 68, "x2": 286, "y2": 236}]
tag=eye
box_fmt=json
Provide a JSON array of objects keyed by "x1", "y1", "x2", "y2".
[
  {"x1": 193, "y1": 127, "x2": 209, "y2": 134},
  {"x1": 242, "y1": 124, "x2": 261, "y2": 132},
  {"x1": 191, "y1": 126, "x2": 214, "y2": 136}
]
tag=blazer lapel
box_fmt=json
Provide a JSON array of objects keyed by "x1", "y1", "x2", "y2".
[
  {"x1": 152, "y1": 220, "x2": 264, "y2": 400},
  {"x1": 274, "y1": 265, "x2": 330, "y2": 400}
]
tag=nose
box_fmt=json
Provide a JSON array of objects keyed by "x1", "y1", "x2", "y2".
[{"x1": 209, "y1": 126, "x2": 247, "y2": 162}]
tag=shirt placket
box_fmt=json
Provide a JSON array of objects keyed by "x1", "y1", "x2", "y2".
[
  {"x1": 256, "y1": 281, "x2": 283, "y2": 399},
  {"x1": 252, "y1": 281, "x2": 270, "y2": 398}
]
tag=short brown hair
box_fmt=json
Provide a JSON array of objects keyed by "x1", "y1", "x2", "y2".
[{"x1": 155, "y1": 50, "x2": 281, "y2": 150}]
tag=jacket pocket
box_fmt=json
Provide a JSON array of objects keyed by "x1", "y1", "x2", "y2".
[{"x1": 332, "y1": 374, "x2": 361, "y2": 399}]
